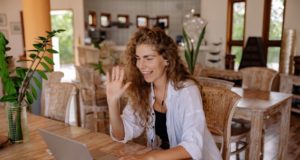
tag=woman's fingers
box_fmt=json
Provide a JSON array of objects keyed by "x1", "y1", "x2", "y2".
[
  {"x1": 112, "y1": 66, "x2": 116, "y2": 81},
  {"x1": 115, "y1": 66, "x2": 120, "y2": 80},
  {"x1": 122, "y1": 82, "x2": 132, "y2": 91},
  {"x1": 106, "y1": 71, "x2": 110, "y2": 82},
  {"x1": 119, "y1": 67, "x2": 124, "y2": 81}
]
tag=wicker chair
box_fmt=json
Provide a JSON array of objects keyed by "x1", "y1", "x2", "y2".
[
  {"x1": 240, "y1": 67, "x2": 278, "y2": 91},
  {"x1": 75, "y1": 65, "x2": 108, "y2": 133},
  {"x1": 41, "y1": 71, "x2": 64, "y2": 116},
  {"x1": 198, "y1": 77, "x2": 234, "y2": 89},
  {"x1": 44, "y1": 82, "x2": 76, "y2": 123},
  {"x1": 201, "y1": 86, "x2": 241, "y2": 160},
  {"x1": 198, "y1": 77, "x2": 252, "y2": 159}
]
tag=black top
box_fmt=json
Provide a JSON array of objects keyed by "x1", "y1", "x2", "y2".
[{"x1": 154, "y1": 109, "x2": 170, "y2": 149}]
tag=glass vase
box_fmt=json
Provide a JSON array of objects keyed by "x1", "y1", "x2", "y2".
[{"x1": 5, "y1": 103, "x2": 29, "y2": 144}]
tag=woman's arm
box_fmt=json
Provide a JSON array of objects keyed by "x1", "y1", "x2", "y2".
[
  {"x1": 108, "y1": 99, "x2": 125, "y2": 140},
  {"x1": 120, "y1": 146, "x2": 191, "y2": 160},
  {"x1": 106, "y1": 66, "x2": 131, "y2": 140}
]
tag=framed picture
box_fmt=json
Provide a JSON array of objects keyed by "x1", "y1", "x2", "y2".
[
  {"x1": 0, "y1": 29, "x2": 8, "y2": 39},
  {"x1": 117, "y1": 14, "x2": 129, "y2": 28},
  {"x1": 0, "y1": 13, "x2": 7, "y2": 27},
  {"x1": 88, "y1": 11, "x2": 97, "y2": 27},
  {"x1": 10, "y1": 22, "x2": 22, "y2": 35},
  {"x1": 100, "y1": 13, "x2": 111, "y2": 28},
  {"x1": 136, "y1": 15, "x2": 148, "y2": 28},
  {"x1": 157, "y1": 16, "x2": 169, "y2": 29}
]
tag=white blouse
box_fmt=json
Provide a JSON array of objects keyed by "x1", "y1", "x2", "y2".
[{"x1": 110, "y1": 81, "x2": 221, "y2": 160}]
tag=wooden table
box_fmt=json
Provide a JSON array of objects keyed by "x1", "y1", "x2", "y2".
[
  {"x1": 232, "y1": 87, "x2": 292, "y2": 160},
  {"x1": 0, "y1": 106, "x2": 150, "y2": 159}
]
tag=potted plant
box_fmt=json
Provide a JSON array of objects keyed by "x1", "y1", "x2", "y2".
[
  {"x1": 0, "y1": 29, "x2": 64, "y2": 143},
  {"x1": 182, "y1": 26, "x2": 206, "y2": 75},
  {"x1": 182, "y1": 10, "x2": 207, "y2": 75}
]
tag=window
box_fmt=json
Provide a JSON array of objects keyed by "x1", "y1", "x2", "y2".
[
  {"x1": 263, "y1": 0, "x2": 286, "y2": 70},
  {"x1": 226, "y1": 0, "x2": 246, "y2": 70}
]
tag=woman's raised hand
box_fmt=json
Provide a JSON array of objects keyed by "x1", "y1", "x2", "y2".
[{"x1": 106, "y1": 66, "x2": 131, "y2": 102}]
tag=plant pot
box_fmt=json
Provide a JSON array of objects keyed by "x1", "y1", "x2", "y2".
[{"x1": 5, "y1": 103, "x2": 29, "y2": 144}]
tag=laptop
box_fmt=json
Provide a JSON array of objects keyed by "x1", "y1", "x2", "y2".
[{"x1": 38, "y1": 129, "x2": 118, "y2": 160}]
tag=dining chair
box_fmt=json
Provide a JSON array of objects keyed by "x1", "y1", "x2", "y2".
[
  {"x1": 44, "y1": 82, "x2": 76, "y2": 123},
  {"x1": 198, "y1": 77, "x2": 234, "y2": 89},
  {"x1": 41, "y1": 71, "x2": 64, "y2": 116},
  {"x1": 75, "y1": 65, "x2": 108, "y2": 133},
  {"x1": 240, "y1": 67, "x2": 278, "y2": 91},
  {"x1": 198, "y1": 77, "x2": 251, "y2": 159},
  {"x1": 201, "y1": 86, "x2": 241, "y2": 160}
]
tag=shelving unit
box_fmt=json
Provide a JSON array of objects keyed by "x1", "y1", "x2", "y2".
[{"x1": 279, "y1": 74, "x2": 300, "y2": 113}]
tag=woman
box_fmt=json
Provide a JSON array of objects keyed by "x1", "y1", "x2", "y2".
[{"x1": 106, "y1": 27, "x2": 221, "y2": 160}]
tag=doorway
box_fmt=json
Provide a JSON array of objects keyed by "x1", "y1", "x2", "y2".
[{"x1": 50, "y1": 10, "x2": 75, "y2": 82}]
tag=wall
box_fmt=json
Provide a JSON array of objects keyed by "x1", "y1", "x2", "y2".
[
  {"x1": 84, "y1": 0, "x2": 201, "y2": 45},
  {"x1": 0, "y1": 0, "x2": 23, "y2": 59},
  {"x1": 284, "y1": 0, "x2": 300, "y2": 55},
  {"x1": 0, "y1": 0, "x2": 85, "y2": 64}
]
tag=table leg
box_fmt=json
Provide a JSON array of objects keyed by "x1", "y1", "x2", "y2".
[
  {"x1": 278, "y1": 99, "x2": 291, "y2": 159},
  {"x1": 248, "y1": 111, "x2": 264, "y2": 160}
]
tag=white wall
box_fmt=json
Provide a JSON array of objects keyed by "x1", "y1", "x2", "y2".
[
  {"x1": 244, "y1": 0, "x2": 265, "y2": 38},
  {"x1": 0, "y1": 0, "x2": 23, "y2": 58},
  {"x1": 284, "y1": 0, "x2": 300, "y2": 55},
  {"x1": 84, "y1": 0, "x2": 201, "y2": 45}
]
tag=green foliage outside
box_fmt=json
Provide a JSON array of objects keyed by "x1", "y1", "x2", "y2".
[
  {"x1": 51, "y1": 11, "x2": 73, "y2": 64},
  {"x1": 232, "y1": 3, "x2": 245, "y2": 40}
]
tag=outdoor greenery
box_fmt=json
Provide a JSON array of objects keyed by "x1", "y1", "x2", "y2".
[
  {"x1": 51, "y1": 11, "x2": 73, "y2": 64},
  {"x1": 0, "y1": 30, "x2": 64, "y2": 106}
]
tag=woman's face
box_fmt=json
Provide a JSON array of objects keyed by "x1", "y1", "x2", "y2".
[{"x1": 135, "y1": 44, "x2": 168, "y2": 84}]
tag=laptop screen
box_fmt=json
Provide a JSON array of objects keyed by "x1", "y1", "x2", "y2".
[{"x1": 39, "y1": 129, "x2": 118, "y2": 160}]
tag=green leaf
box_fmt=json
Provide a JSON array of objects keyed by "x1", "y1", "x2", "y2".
[
  {"x1": 0, "y1": 94, "x2": 17, "y2": 102},
  {"x1": 40, "y1": 62, "x2": 51, "y2": 71},
  {"x1": 193, "y1": 26, "x2": 206, "y2": 67},
  {"x1": 26, "y1": 49, "x2": 38, "y2": 52},
  {"x1": 25, "y1": 92, "x2": 33, "y2": 104},
  {"x1": 43, "y1": 56, "x2": 54, "y2": 65},
  {"x1": 36, "y1": 70, "x2": 48, "y2": 80},
  {"x1": 33, "y1": 76, "x2": 42, "y2": 90},
  {"x1": 46, "y1": 49, "x2": 58, "y2": 54},
  {"x1": 29, "y1": 53, "x2": 41, "y2": 59},
  {"x1": 30, "y1": 85, "x2": 37, "y2": 100},
  {"x1": 16, "y1": 67, "x2": 27, "y2": 78},
  {"x1": 184, "y1": 50, "x2": 192, "y2": 73},
  {"x1": 56, "y1": 29, "x2": 66, "y2": 33},
  {"x1": 33, "y1": 43, "x2": 44, "y2": 51},
  {"x1": 93, "y1": 62, "x2": 106, "y2": 75},
  {"x1": 38, "y1": 36, "x2": 47, "y2": 41}
]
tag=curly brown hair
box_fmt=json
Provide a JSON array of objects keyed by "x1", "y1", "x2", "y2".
[{"x1": 124, "y1": 27, "x2": 197, "y2": 126}]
